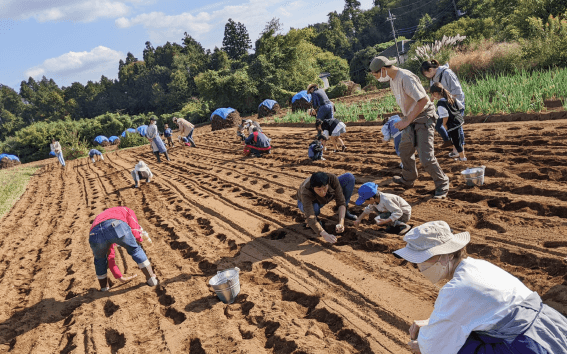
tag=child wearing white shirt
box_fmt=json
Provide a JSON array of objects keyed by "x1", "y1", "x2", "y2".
[{"x1": 353, "y1": 182, "x2": 411, "y2": 235}]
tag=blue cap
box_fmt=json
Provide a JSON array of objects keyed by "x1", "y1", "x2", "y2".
[{"x1": 355, "y1": 182, "x2": 378, "y2": 205}]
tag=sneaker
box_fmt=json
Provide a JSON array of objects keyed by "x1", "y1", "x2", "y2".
[
  {"x1": 341, "y1": 145, "x2": 347, "y2": 152},
  {"x1": 399, "y1": 224, "x2": 412, "y2": 235},
  {"x1": 454, "y1": 157, "x2": 467, "y2": 162},
  {"x1": 147, "y1": 277, "x2": 158, "y2": 286},
  {"x1": 134, "y1": 184, "x2": 139, "y2": 188},
  {"x1": 392, "y1": 175, "x2": 414, "y2": 188},
  {"x1": 448, "y1": 151, "x2": 459, "y2": 158},
  {"x1": 320, "y1": 157, "x2": 326, "y2": 161},
  {"x1": 345, "y1": 211, "x2": 357, "y2": 221},
  {"x1": 440, "y1": 140, "x2": 453, "y2": 149},
  {"x1": 433, "y1": 189, "x2": 448, "y2": 199}
]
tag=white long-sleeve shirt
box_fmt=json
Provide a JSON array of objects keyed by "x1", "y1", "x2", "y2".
[
  {"x1": 418, "y1": 257, "x2": 533, "y2": 354},
  {"x1": 360, "y1": 192, "x2": 411, "y2": 222},
  {"x1": 50, "y1": 141, "x2": 62, "y2": 153}
]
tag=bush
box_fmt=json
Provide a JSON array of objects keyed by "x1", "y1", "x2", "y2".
[
  {"x1": 118, "y1": 132, "x2": 149, "y2": 149},
  {"x1": 522, "y1": 14, "x2": 567, "y2": 69},
  {"x1": 327, "y1": 83, "x2": 348, "y2": 99}
]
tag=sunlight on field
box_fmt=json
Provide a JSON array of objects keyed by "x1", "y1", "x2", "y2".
[{"x1": 0, "y1": 166, "x2": 40, "y2": 218}]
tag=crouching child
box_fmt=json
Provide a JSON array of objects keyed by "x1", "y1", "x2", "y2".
[
  {"x1": 353, "y1": 182, "x2": 412, "y2": 235},
  {"x1": 131, "y1": 160, "x2": 153, "y2": 188},
  {"x1": 243, "y1": 127, "x2": 271, "y2": 157},
  {"x1": 308, "y1": 134, "x2": 327, "y2": 161}
]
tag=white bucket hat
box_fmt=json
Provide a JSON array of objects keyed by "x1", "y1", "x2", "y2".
[{"x1": 393, "y1": 220, "x2": 470, "y2": 263}]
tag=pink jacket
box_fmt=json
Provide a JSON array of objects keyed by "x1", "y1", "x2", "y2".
[{"x1": 90, "y1": 207, "x2": 144, "y2": 279}]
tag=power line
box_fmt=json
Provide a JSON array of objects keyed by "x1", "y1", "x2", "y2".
[{"x1": 388, "y1": 0, "x2": 441, "y2": 13}]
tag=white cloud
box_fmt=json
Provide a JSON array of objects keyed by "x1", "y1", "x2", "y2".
[
  {"x1": 1, "y1": 0, "x2": 146, "y2": 23},
  {"x1": 24, "y1": 46, "x2": 123, "y2": 85},
  {"x1": 113, "y1": 0, "x2": 375, "y2": 50}
]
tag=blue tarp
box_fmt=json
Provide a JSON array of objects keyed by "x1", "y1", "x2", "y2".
[
  {"x1": 259, "y1": 99, "x2": 278, "y2": 110},
  {"x1": 94, "y1": 135, "x2": 109, "y2": 144},
  {"x1": 210, "y1": 107, "x2": 236, "y2": 120},
  {"x1": 292, "y1": 90, "x2": 311, "y2": 104},
  {"x1": 49, "y1": 151, "x2": 56, "y2": 157},
  {"x1": 0, "y1": 153, "x2": 20, "y2": 161},
  {"x1": 137, "y1": 125, "x2": 148, "y2": 136},
  {"x1": 121, "y1": 128, "x2": 137, "y2": 137},
  {"x1": 108, "y1": 136, "x2": 119, "y2": 143}
]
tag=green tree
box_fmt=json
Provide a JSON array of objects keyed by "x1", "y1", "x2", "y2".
[{"x1": 222, "y1": 18, "x2": 252, "y2": 60}]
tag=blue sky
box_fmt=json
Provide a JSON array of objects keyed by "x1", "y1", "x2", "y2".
[{"x1": 0, "y1": 0, "x2": 374, "y2": 91}]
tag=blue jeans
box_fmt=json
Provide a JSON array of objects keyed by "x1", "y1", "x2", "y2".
[
  {"x1": 310, "y1": 151, "x2": 323, "y2": 161},
  {"x1": 187, "y1": 129, "x2": 196, "y2": 147},
  {"x1": 89, "y1": 219, "x2": 148, "y2": 278},
  {"x1": 316, "y1": 104, "x2": 334, "y2": 120},
  {"x1": 297, "y1": 173, "x2": 355, "y2": 215},
  {"x1": 436, "y1": 111, "x2": 465, "y2": 145},
  {"x1": 57, "y1": 152, "x2": 65, "y2": 166}
]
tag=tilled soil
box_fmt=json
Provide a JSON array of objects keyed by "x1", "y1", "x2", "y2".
[{"x1": 1, "y1": 119, "x2": 566, "y2": 353}]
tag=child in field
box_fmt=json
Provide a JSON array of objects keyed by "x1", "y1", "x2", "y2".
[
  {"x1": 131, "y1": 160, "x2": 153, "y2": 188},
  {"x1": 89, "y1": 149, "x2": 104, "y2": 163},
  {"x1": 308, "y1": 134, "x2": 327, "y2": 161},
  {"x1": 430, "y1": 82, "x2": 466, "y2": 161},
  {"x1": 163, "y1": 124, "x2": 174, "y2": 148},
  {"x1": 353, "y1": 182, "x2": 412, "y2": 235},
  {"x1": 315, "y1": 118, "x2": 347, "y2": 152},
  {"x1": 381, "y1": 115, "x2": 403, "y2": 168}
]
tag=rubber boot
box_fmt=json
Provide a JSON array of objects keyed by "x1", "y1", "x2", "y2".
[
  {"x1": 164, "y1": 151, "x2": 171, "y2": 161},
  {"x1": 345, "y1": 210, "x2": 357, "y2": 220},
  {"x1": 154, "y1": 152, "x2": 161, "y2": 163},
  {"x1": 141, "y1": 265, "x2": 158, "y2": 286}
]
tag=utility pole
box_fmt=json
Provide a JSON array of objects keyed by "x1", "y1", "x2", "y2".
[{"x1": 387, "y1": 10, "x2": 401, "y2": 64}]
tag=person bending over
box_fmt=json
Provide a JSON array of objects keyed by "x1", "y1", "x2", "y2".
[
  {"x1": 315, "y1": 118, "x2": 347, "y2": 152},
  {"x1": 89, "y1": 149, "x2": 104, "y2": 163},
  {"x1": 353, "y1": 182, "x2": 411, "y2": 235},
  {"x1": 89, "y1": 207, "x2": 158, "y2": 291},
  {"x1": 243, "y1": 127, "x2": 271, "y2": 157},
  {"x1": 297, "y1": 171, "x2": 357, "y2": 243}
]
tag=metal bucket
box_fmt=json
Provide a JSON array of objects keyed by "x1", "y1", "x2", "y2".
[
  {"x1": 209, "y1": 267, "x2": 241, "y2": 304},
  {"x1": 461, "y1": 166, "x2": 486, "y2": 187}
]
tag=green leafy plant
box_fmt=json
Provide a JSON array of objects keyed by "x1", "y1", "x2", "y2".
[{"x1": 118, "y1": 132, "x2": 149, "y2": 149}]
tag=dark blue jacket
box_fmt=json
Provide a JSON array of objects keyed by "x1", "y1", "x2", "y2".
[
  {"x1": 245, "y1": 132, "x2": 271, "y2": 148},
  {"x1": 311, "y1": 88, "x2": 331, "y2": 109},
  {"x1": 164, "y1": 128, "x2": 172, "y2": 137}
]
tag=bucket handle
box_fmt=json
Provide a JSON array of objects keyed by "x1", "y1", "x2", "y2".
[{"x1": 217, "y1": 267, "x2": 240, "y2": 275}]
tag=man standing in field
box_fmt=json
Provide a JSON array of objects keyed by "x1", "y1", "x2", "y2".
[
  {"x1": 369, "y1": 56, "x2": 449, "y2": 199},
  {"x1": 173, "y1": 117, "x2": 196, "y2": 147}
]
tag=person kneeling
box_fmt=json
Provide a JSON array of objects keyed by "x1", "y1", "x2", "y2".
[
  {"x1": 243, "y1": 127, "x2": 271, "y2": 157},
  {"x1": 131, "y1": 161, "x2": 153, "y2": 188},
  {"x1": 353, "y1": 182, "x2": 411, "y2": 235},
  {"x1": 89, "y1": 149, "x2": 104, "y2": 163},
  {"x1": 308, "y1": 134, "x2": 327, "y2": 161},
  {"x1": 297, "y1": 171, "x2": 357, "y2": 243}
]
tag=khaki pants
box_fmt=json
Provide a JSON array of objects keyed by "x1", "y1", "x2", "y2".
[{"x1": 399, "y1": 118, "x2": 449, "y2": 192}]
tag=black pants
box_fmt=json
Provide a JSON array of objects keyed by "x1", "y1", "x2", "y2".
[{"x1": 448, "y1": 127, "x2": 463, "y2": 153}]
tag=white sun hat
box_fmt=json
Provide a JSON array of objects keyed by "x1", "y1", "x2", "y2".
[{"x1": 393, "y1": 220, "x2": 470, "y2": 263}]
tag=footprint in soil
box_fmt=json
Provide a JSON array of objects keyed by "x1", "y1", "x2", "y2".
[
  {"x1": 162, "y1": 307, "x2": 187, "y2": 325},
  {"x1": 251, "y1": 180, "x2": 258, "y2": 185},
  {"x1": 156, "y1": 286, "x2": 176, "y2": 306},
  {"x1": 266, "y1": 230, "x2": 287, "y2": 240},
  {"x1": 105, "y1": 328, "x2": 126, "y2": 354},
  {"x1": 275, "y1": 188, "x2": 285, "y2": 194},
  {"x1": 261, "y1": 223, "x2": 271, "y2": 233},
  {"x1": 103, "y1": 300, "x2": 120, "y2": 317},
  {"x1": 242, "y1": 177, "x2": 249, "y2": 181},
  {"x1": 261, "y1": 261, "x2": 278, "y2": 270},
  {"x1": 232, "y1": 187, "x2": 241, "y2": 192},
  {"x1": 187, "y1": 338, "x2": 206, "y2": 354},
  {"x1": 65, "y1": 290, "x2": 78, "y2": 300},
  {"x1": 262, "y1": 183, "x2": 270, "y2": 189}
]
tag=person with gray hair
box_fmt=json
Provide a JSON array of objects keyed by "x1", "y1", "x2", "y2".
[
  {"x1": 393, "y1": 220, "x2": 567, "y2": 354},
  {"x1": 369, "y1": 56, "x2": 449, "y2": 199}
]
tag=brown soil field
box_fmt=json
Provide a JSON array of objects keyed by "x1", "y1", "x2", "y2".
[{"x1": 1, "y1": 118, "x2": 567, "y2": 353}]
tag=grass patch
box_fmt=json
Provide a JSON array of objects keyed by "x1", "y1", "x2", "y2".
[{"x1": 0, "y1": 166, "x2": 40, "y2": 218}]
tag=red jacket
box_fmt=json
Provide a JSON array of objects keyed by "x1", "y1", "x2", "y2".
[{"x1": 90, "y1": 207, "x2": 143, "y2": 240}]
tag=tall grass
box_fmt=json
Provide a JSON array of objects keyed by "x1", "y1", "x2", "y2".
[{"x1": 0, "y1": 166, "x2": 40, "y2": 218}]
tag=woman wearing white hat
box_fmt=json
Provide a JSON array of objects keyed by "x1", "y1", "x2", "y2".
[{"x1": 393, "y1": 220, "x2": 567, "y2": 354}]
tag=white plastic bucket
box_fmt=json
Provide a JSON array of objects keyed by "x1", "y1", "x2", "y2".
[
  {"x1": 209, "y1": 267, "x2": 241, "y2": 304},
  {"x1": 461, "y1": 166, "x2": 486, "y2": 187}
]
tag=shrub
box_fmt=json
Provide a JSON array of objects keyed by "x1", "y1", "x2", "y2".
[
  {"x1": 118, "y1": 132, "x2": 148, "y2": 149},
  {"x1": 327, "y1": 83, "x2": 348, "y2": 99}
]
